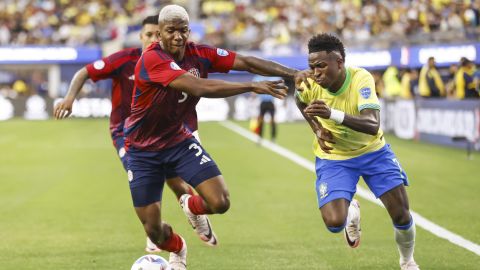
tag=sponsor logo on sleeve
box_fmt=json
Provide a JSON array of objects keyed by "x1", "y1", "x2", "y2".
[
  {"x1": 216, "y1": 48, "x2": 229, "y2": 56},
  {"x1": 360, "y1": 87, "x2": 371, "y2": 99},
  {"x1": 93, "y1": 60, "x2": 105, "y2": 70},
  {"x1": 170, "y1": 62, "x2": 182, "y2": 70}
]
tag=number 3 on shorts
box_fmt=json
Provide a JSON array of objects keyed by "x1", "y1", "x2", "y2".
[{"x1": 189, "y1": 143, "x2": 203, "y2": 157}]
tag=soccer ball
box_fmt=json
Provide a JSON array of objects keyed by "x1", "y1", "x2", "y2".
[{"x1": 131, "y1": 254, "x2": 170, "y2": 270}]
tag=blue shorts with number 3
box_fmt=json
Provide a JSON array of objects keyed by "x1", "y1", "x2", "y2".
[
  {"x1": 127, "y1": 137, "x2": 221, "y2": 207},
  {"x1": 315, "y1": 144, "x2": 408, "y2": 208}
]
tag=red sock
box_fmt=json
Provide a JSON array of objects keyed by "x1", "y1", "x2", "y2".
[
  {"x1": 158, "y1": 232, "x2": 183, "y2": 253},
  {"x1": 188, "y1": 195, "x2": 208, "y2": 215}
]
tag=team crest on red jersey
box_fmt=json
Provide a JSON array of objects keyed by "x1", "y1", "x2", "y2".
[{"x1": 188, "y1": 68, "x2": 200, "y2": 78}]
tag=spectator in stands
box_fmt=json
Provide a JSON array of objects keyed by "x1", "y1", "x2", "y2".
[
  {"x1": 400, "y1": 68, "x2": 418, "y2": 99},
  {"x1": 419, "y1": 57, "x2": 445, "y2": 98},
  {"x1": 445, "y1": 63, "x2": 459, "y2": 98},
  {"x1": 382, "y1": 66, "x2": 402, "y2": 98},
  {"x1": 456, "y1": 58, "x2": 479, "y2": 99}
]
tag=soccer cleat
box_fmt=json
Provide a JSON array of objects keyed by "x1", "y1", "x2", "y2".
[
  {"x1": 400, "y1": 261, "x2": 420, "y2": 270},
  {"x1": 344, "y1": 199, "x2": 361, "y2": 248},
  {"x1": 145, "y1": 237, "x2": 162, "y2": 253},
  {"x1": 179, "y1": 194, "x2": 218, "y2": 246},
  {"x1": 169, "y1": 237, "x2": 187, "y2": 270}
]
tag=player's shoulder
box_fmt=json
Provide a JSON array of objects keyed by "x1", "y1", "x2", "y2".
[
  {"x1": 349, "y1": 66, "x2": 372, "y2": 78},
  {"x1": 142, "y1": 42, "x2": 174, "y2": 62},
  {"x1": 349, "y1": 66, "x2": 374, "y2": 85},
  {"x1": 300, "y1": 78, "x2": 322, "y2": 92}
]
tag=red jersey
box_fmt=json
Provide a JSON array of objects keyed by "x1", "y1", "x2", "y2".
[
  {"x1": 124, "y1": 42, "x2": 236, "y2": 151},
  {"x1": 86, "y1": 48, "x2": 142, "y2": 139}
]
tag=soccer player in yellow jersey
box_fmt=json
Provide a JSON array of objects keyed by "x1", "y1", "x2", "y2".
[{"x1": 295, "y1": 34, "x2": 419, "y2": 270}]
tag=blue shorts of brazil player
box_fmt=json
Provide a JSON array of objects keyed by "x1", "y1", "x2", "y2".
[
  {"x1": 127, "y1": 137, "x2": 221, "y2": 207},
  {"x1": 315, "y1": 144, "x2": 409, "y2": 208}
]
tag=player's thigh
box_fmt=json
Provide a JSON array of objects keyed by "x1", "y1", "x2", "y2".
[
  {"x1": 172, "y1": 138, "x2": 223, "y2": 189},
  {"x1": 361, "y1": 144, "x2": 409, "y2": 199},
  {"x1": 315, "y1": 157, "x2": 360, "y2": 210},
  {"x1": 127, "y1": 150, "x2": 166, "y2": 207},
  {"x1": 379, "y1": 184, "x2": 411, "y2": 224},
  {"x1": 194, "y1": 175, "x2": 229, "y2": 206},
  {"x1": 135, "y1": 201, "x2": 162, "y2": 226}
]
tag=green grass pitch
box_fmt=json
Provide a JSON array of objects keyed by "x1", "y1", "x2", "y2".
[{"x1": 0, "y1": 119, "x2": 479, "y2": 269}]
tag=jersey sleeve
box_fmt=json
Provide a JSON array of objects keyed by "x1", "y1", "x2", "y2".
[
  {"x1": 354, "y1": 70, "x2": 380, "y2": 112},
  {"x1": 86, "y1": 50, "x2": 131, "y2": 82},
  {"x1": 196, "y1": 45, "x2": 236, "y2": 73},
  {"x1": 139, "y1": 51, "x2": 187, "y2": 87},
  {"x1": 295, "y1": 78, "x2": 317, "y2": 104}
]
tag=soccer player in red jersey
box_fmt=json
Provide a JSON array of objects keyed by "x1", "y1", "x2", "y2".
[
  {"x1": 125, "y1": 5, "x2": 309, "y2": 269},
  {"x1": 53, "y1": 15, "x2": 198, "y2": 252}
]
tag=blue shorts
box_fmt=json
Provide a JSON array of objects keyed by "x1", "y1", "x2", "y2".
[
  {"x1": 315, "y1": 144, "x2": 408, "y2": 208},
  {"x1": 113, "y1": 135, "x2": 128, "y2": 171},
  {"x1": 127, "y1": 137, "x2": 221, "y2": 207}
]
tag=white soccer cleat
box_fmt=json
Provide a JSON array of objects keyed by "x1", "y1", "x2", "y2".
[
  {"x1": 344, "y1": 199, "x2": 361, "y2": 248},
  {"x1": 145, "y1": 237, "x2": 162, "y2": 253},
  {"x1": 169, "y1": 237, "x2": 187, "y2": 270},
  {"x1": 179, "y1": 194, "x2": 218, "y2": 246},
  {"x1": 400, "y1": 260, "x2": 420, "y2": 270}
]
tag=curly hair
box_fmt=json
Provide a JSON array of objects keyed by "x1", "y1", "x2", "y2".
[{"x1": 308, "y1": 33, "x2": 345, "y2": 61}]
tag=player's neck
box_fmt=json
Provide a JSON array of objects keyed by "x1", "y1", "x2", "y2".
[
  {"x1": 329, "y1": 69, "x2": 347, "y2": 93},
  {"x1": 171, "y1": 51, "x2": 185, "y2": 62}
]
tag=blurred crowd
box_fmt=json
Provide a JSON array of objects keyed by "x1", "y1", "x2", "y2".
[
  {"x1": 0, "y1": 0, "x2": 479, "y2": 99},
  {"x1": 0, "y1": 0, "x2": 479, "y2": 52},
  {"x1": 374, "y1": 56, "x2": 480, "y2": 99}
]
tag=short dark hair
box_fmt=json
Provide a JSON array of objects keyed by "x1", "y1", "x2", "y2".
[
  {"x1": 308, "y1": 33, "x2": 345, "y2": 61},
  {"x1": 142, "y1": 15, "x2": 158, "y2": 26}
]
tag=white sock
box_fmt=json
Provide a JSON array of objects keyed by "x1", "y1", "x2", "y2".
[
  {"x1": 345, "y1": 202, "x2": 357, "y2": 225},
  {"x1": 394, "y1": 222, "x2": 416, "y2": 264}
]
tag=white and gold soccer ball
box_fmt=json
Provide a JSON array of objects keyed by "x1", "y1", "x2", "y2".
[{"x1": 131, "y1": 254, "x2": 170, "y2": 270}]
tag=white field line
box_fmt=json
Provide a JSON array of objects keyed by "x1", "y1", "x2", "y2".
[{"x1": 220, "y1": 120, "x2": 480, "y2": 256}]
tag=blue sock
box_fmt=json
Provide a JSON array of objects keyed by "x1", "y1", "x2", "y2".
[
  {"x1": 394, "y1": 216, "x2": 413, "y2": 230},
  {"x1": 327, "y1": 222, "x2": 346, "y2": 233}
]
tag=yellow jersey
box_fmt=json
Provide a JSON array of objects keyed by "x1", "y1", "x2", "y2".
[{"x1": 297, "y1": 66, "x2": 385, "y2": 160}]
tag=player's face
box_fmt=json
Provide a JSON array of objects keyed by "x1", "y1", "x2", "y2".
[
  {"x1": 159, "y1": 18, "x2": 190, "y2": 57},
  {"x1": 308, "y1": 51, "x2": 343, "y2": 89},
  {"x1": 140, "y1": 24, "x2": 160, "y2": 50}
]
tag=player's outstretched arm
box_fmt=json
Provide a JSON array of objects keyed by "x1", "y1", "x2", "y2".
[
  {"x1": 304, "y1": 100, "x2": 380, "y2": 135},
  {"x1": 232, "y1": 54, "x2": 312, "y2": 89},
  {"x1": 54, "y1": 67, "x2": 89, "y2": 119},
  {"x1": 168, "y1": 72, "x2": 288, "y2": 99},
  {"x1": 294, "y1": 91, "x2": 334, "y2": 153}
]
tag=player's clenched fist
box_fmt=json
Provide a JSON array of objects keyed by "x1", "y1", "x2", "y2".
[{"x1": 304, "y1": 100, "x2": 331, "y2": 119}]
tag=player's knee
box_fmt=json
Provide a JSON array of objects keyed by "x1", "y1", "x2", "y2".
[
  {"x1": 322, "y1": 215, "x2": 346, "y2": 232},
  {"x1": 209, "y1": 195, "x2": 230, "y2": 214},
  {"x1": 391, "y1": 209, "x2": 411, "y2": 227}
]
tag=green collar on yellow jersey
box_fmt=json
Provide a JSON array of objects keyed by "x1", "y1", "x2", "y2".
[{"x1": 326, "y1": 68, "x2": 351, "y2": 96}]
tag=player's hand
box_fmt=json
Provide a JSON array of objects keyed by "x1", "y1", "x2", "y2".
[
  {"x1": 294, "y1": 69, "x2": 313, "y2": 91},
  {"x1": 304, "y1": 100, "x2": 331, "y2": 119},
  {"x1": 53, "y1": 98, "x2": 74, "y2": 119},
  {"x1": 252, "y1": 80, "x2": 288, "y2": 99},
  {"x1": 315, "y1": 127, "x2": 335, "y2": 154}
]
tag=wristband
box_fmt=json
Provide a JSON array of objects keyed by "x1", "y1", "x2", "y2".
[{"x1": 329, "y1": 109, "x2": 345, "y2": 124}]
